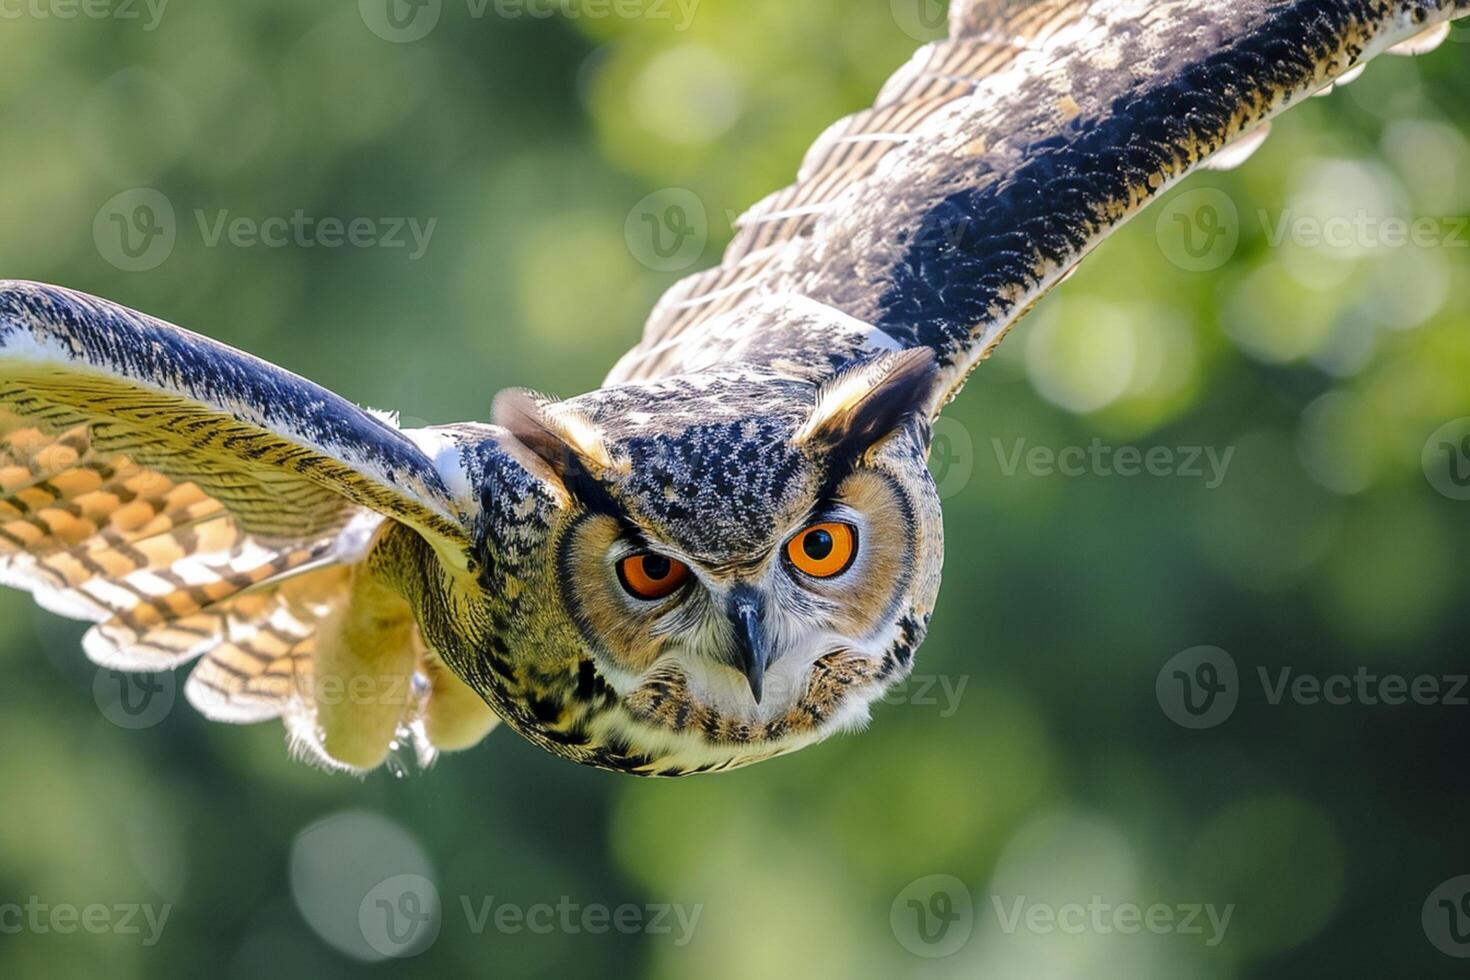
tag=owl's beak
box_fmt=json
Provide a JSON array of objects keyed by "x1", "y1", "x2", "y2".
[{"x1": 727, "y1": 586, "x2": 771, "y2": 704}]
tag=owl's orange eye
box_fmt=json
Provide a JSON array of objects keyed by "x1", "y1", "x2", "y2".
[
  {"x1": 785, "y1": 521, "x2": 858, "y2": 579},
  {"x1": 617, "y1": 552, "x2": 690, "y2": 600}
]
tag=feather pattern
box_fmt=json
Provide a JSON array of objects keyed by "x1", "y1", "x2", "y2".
[
  {"x1": 0, "y1": 282, "x2": 470, "y2": 548},
  {"x1": 0, "y1": 282, "x2": 476, "y2": 733},
  {"x1": 613, "y1": 0, "x2": 1470, "y2": 401}
]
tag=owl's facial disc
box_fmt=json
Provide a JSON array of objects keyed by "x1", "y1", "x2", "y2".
[
  {"x1": 564, "y1": 505, "x2": 879, "y2": 707},
  {"x1": 609, "y1": 519, "x2": 859, "y2": 703},
  {"x1": 491, "y1": 347, "x2": 944, "y2": 755}
]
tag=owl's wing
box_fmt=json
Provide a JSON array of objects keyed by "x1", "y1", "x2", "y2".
[
  {"x1": 0, "y1": 281, "x2": 469, "y2": 543},
  {"x1": 0, "y1": 281, "x2": 477, "y2": 696},
  {"x1": 610, "y1": 0, "x2": 1468, "y2": 397}
]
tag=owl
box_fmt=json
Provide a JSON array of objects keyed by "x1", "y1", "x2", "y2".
[{"x1": 2, "y1": 0, "x2": 1465, "y2": 776}]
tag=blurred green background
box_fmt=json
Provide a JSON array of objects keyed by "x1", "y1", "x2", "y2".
[{"x1": 1, "y1": 2, "x2": 1468, "y2": 977}]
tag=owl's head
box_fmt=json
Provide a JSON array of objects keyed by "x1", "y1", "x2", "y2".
[{"x1": 468, "y1": 348, "x2": 945, "y2": 774}]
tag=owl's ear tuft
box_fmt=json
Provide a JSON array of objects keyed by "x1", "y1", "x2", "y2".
[
  {"x1": 492, "y1": 389, "x2": 625, "y2": 484},
  {"x1": 794, "y1": 348, "x2": 940, "y2": 453}
]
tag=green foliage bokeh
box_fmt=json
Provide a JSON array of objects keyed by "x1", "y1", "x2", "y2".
[{"x1": 0, "y1": 3, "x2": 1467, "y2": 978}]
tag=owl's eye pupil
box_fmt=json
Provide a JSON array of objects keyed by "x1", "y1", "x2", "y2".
[
  {"x1": 642, "y1": 554, "x2": 672, "y2": 580},
  {"x1": 802, "y1": 529, "x2": 834, "y2": 561}
]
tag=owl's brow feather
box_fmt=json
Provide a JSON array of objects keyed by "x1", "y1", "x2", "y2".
[
  {"x1": 554, "y1": 460, "x2": 663, "y2": 552},
  {"x1": 810, "y1": 421, "x2": 925, "y2": 510}
]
